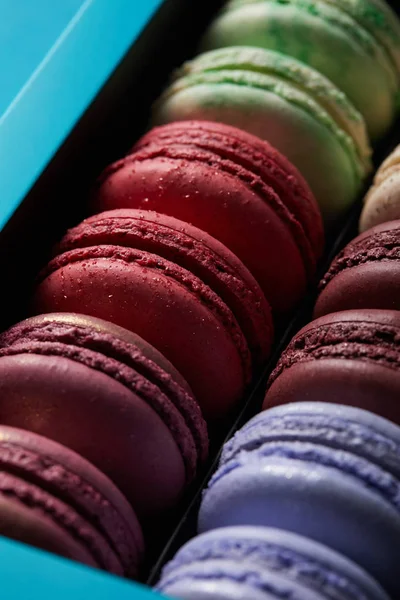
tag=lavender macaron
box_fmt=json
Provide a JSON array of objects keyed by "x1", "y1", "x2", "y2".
[
  {"x1": 198, "y1": 402, "x2": 400, "y2": 596},
  {"x1": 156, "y1": 526, "x2": 389, "y2": 599}
]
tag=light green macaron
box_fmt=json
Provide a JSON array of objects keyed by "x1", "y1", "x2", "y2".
[
  {"x1": 153, "y1": 46, "x2": 372, "y2": 223},
  {"x1": 200, "y1": 0, "x2": 400, "y2": 140}
]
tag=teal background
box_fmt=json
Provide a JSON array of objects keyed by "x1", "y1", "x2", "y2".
[
  {"x1": 0, "y1": 535, "x2": 162, "y2": 598},
  {"x1": 0, "y1": 0, "x2": 164, "y2": 230}
]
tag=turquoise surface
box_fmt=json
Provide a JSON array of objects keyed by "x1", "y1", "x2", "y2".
[
  {"x1": 0, "y1": 535, "x2": 162, "y2": 598},
  {"x1": 0, "y1": 0, "x2": 164, "y2": 230}
]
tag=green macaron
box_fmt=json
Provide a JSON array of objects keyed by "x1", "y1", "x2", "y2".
[
  {"x1": 153, "y1": 46, "x2": 372, "y2": 223},
  {"x1": 201, "y1": 0, "x2": 400, "y2": 140}
]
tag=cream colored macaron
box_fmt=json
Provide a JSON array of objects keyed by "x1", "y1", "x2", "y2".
[{"x1": 360, "y1": 145, "x2": 400, "y2": 232}]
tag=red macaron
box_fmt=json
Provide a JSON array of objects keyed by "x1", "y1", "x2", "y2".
[
  {"x1": 91, "y1": 121, "x2": 324, "y2": 313},
  {"x1": 32, "y1": 210, "x2": 273, "y2": 420}
]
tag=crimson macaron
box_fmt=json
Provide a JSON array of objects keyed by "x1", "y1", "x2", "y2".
[
  {"x1": 32, "y1": 210, "x2": 273, "y2": 420},
  {"x1": 314, "y1": 220, "x2": 400, "y2": 318},
  {"x1": 264, "y1": 309, "x2": 400, "y2": 425},
  {"x1": 0, "y1": 425, "x2": 143, "y2": 577},
  {"x1": 0, "y1": 313, "x2": 208, "y2": 519},
  {"x1": 91, "y1": 121, "x2": 324, "y2": 313}
]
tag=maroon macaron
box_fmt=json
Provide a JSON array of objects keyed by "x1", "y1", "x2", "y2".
[
  {"x1": 31, "y1": 210, "x2": 270, "y2": 420},
  {"x1": 315, "y1": 220, "x2": 400, "y2": 318},
  {"x1": 0, "y1": 425, "x2": 143, "y2": 577},
  {"x1": 264, "y1": 310, "x2": 400, "y2": 424},
  {"x1": 91, "y1": 121, "x2": 324, "y2": 313},
  {"x1": 0, "y1": 313, "x2": 208, "y2": 519}
]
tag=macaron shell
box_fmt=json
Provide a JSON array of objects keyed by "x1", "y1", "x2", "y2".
[
  {"x1": 264, "y1": 310, "x2": 400, "y2": 421},
  {"x1": 0, "y1": 471, "x2": 122, "y2": 574},
  {"x1": 198, "y1": 458, "x2": 400, "y2": 594},
  {"x1": 153, "y1": 71, "x2": 361, "y2": 222},
  {"x1": 200, "y1": 0, "x2": 396, "y2": 138},
  {"x1": 11, "y1": 312, "x2": 193, "y2": 398},
  {"x1": 178, "y1": 47, "x2": 370, "y2": 167},
  {"x1": 315, "y1": 221, "x2": 400, "y2": 316},
  {"x1": 159, "y1": 560, "x2": 326, "y2": 600},
  {"x1": 314, "y1": 261, "x2": 400, "y2": 316},
  {"x1": 2, "y1": 313, "x2": 208, "y2": 470},
  {"x1": 165, "y1": 525, "x2": 389, "y2": 600},
  {"x1": 132, "y1": 120, "x2": 324, "y2": 265},
  {"x1": 228, "y1": 402, "x2": 400, "y2": 479},
  {"x1": 0, "y1": 424, "x2": 144, "y2": 575},
  {"x1": 0, "y1": 493, "x2": 99, "y2": 569},
  {"x1": 360, "y1": 170, "x2": 400, "y2": 231},
  {"x1": 58, "y1": 209, "x2": 274, "y2": 366},
  {"x1": 0, "y1": 352, "x2": 186, "y2": 518},
  {"x1": 92, "y1": 153, "x2": 308, "y2": 312}
]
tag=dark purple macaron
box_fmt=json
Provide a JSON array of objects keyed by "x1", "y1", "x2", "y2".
[
  {"x1": 264, "y1": 310, "x2": 400, "y2": 425},
  {"x1": 0, "y1": 313, "x2": 208, "y2": 520},
  {"x1": 315, "y1": 220, "x2": 400, "y2": 318},
  {"x1": 0, "y1": 425, "x2": 143, "y2": 577}
]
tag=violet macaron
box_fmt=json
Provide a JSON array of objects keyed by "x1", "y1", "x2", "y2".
[
  {"x1": 0, "y1": 425, "x2": 143, "y2": 577},
  {"x1": 314, "y1": 220, "x2": 400, "y2": 317},
  {"x1": 156, "y1": 526, "x2": 389, "y2": 599},
  {"x1": 198, "y1": 402, "x2": 400, "y2": 596},
  {"x1": 32, "y1": 210, "x2": 274, "y2": 420},
  {"x1": 264, "y1": 309, "x2": 400, "y2": 424},
  {"x1": 0, "y1": 313, "x2": 208, "y2": 519}
]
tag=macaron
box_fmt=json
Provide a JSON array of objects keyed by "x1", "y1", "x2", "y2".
[
  {"x1": 200, "y1": 0, "x2": 400, "y2": 140},
  {"x1": 0, "y1": 425, "x2": 143, "y2": 577},
  {"x1": 156, "y1": 526, "x2": 389, "y2": 599},
  {"x1": 31, "y1": 210, "x2": 268, "y2": 420},
  {"x1": 314, "y1": 220, "x2": 400, "y2": 317},
  {"x1": 198, "y1": 402, "x2": 400, "y2": 596},
  {"x1": 52, "y1": 209, "x2": 273, "y2": 370},
  {"x1": 360, "y1": 144, "x2": 400, "y2": 231},
  {"x1": 92, "y1": 121, "x2": 324, "y2": 313},
  {"x1": 0, "y1": 313, "x2": 208, "y2": 519},
  {"x1": 152, "y1": 48, "x2": 372, "y2": 222},
  {"x1": 264, "y1": 309, "x2": 400, "y2": 424}
]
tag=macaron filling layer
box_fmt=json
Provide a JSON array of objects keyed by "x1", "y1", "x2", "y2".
[
  {"x1": 161, "y1": 536, "x2": 372, "y2": 600},
  {"x1": 207, "y1": 441, "x2": 400, "y2": 513},
  {"x1": 269, "y1": 320, "x2": 400, "y2": 384},
  {"x1": 319, "y1": 229, "x2": 400, "y2": 290}
]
